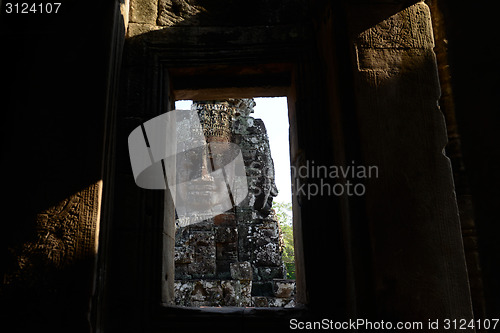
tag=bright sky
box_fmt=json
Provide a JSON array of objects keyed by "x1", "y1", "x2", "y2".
[{"x1": 175, "y1": 97, "x2": 292, "y2": 204}]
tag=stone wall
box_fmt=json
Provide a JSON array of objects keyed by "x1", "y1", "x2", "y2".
[
  {"x1": 127, "y1": 0, "x2": 308, "y2": 37},
  {"x1": 173, "y1": 99, "x2": 295, "y2": 307}
]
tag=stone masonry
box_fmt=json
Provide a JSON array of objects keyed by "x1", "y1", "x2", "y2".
[{"x1": 174, "y1": 99, "x2": 295, "y2": 307}]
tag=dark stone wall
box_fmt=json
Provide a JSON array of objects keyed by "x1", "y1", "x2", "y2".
[
  {"x1": 0, "y1": 0, "x2": 120, "y2": 332},
  {"x1": 432, "y1": 0, "x2": 500, "y2": 320}
]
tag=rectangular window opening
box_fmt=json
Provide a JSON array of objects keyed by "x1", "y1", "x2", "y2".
[{"x1": 163, "y1": 97, "x2": 297, "y2": 309}]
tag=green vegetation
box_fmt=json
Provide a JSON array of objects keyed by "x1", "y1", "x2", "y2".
[{"x1": 274, "y1": 201, "x2": 295, "y2": 280}]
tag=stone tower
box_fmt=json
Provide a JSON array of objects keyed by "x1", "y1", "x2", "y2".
[{"x1": 173, "y1": 99, "x2": 295, "y2": 307}]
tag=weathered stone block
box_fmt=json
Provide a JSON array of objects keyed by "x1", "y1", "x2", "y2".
[
  {"x1": 273, "y1": 280, "x2": 296, "y2": 298},
  {"x1": 252, "y1": 296, "x2": 295, "y2": 308},
  {"x1": 235, "y1": 208, "x2": 257, "y2": 222},
  {"x1": 240, "y1": 147, "x2": 257, "y2": 160},
  {"x1": 355, "y1": 2, "x2": 434, "y2": 49},
  {"x1": 237, "y1": 223, "x2": 255, "y2": 262},
  {"x1": 129, "y1": 0, "x2": 158, "y2": 24},
  {"x1": 216, "y1": 260, "x2": 232, "y2": 280},
  {"x1": 253, "y1": 296, "x2": 269, "y2": 307},
  {"x1": 221, "y1": 280, "x2": 239, "y2": 305},
  {"x1": 174, "y1": 246, "x2": 193, "y2": 264},
  {"x1": 126, "y1": 23, "x2": 162, "y2": 38},
  {"x1": 174, "y1": 226, "x2": 190, "y2": 247},
  {"x1": 220, "y1": 280, "x2": 252, "y2": 306},
  {"x1": 356, "y1": 48, "x2": 436, "y2": 75},
  {"x1": 284, "y1": 299, "x2": 296, "y2": 308},
  {"x1": 191, "y1": 280, "x2": 223, "y2": 307},
  {"x1": 186, "y1": 232, "x2": 216, "y2": 277},
  {"x1": 157, "y1": 0, "x2": 204, "y2": 26},
  {"x1": 258, "y1": 266, "x2": 286, "y2": 280},
  {"x1": 188, "y1": 253, "x2": 216, "y2": 277},
  {"x1": 174, "y1": 279, "x2": 253, "y2": 307},
  {"x1": 187, "y1": 231, "x2": 215, "y2": 246},
  {"x1": 254, "y1": 242, "x2": 282, "y2": 267},
  {"x1": 216, "y1": 242, "x2": 238, "y2": 262},
  {"x1": 252, "y1": 266, "x2": 261, "y2": 281},
  {"x1": 174, "y1": 264, "x2": 191, "y2": 279},
  {"x1": 157, "y1": 0, "x2": 308, "y2": 27},
  {"x1": 251, "y1": 281, "x2": 274, "y2": 297},
  {"x1": 239, "y1": 281, "x2": 252, "y2": 307},
  {"x1": 174, "y1": 281, "x2": 193, "y2": 306},
  {"x1": 256, "y1": 221, "x2": 280, "y2": 244},
  {"x1": 268, "y1": 297, "x2": 295, "y2": 308},
  {"x1": 233, "y1": 116, "x2": 268, "y2": 135},
  {"x1": 230, "y1": 261, "x2": 253, "y2": 281}
]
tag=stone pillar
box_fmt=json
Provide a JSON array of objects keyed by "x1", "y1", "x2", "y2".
[{"x1": 348, "y1": 1, "x2": 474, "y2": 326}]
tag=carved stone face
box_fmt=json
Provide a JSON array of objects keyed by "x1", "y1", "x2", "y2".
[
  {"x1": 171, "y1": 102, "x2": 251, "y2": 226},
  {"x1": 191, "y1": 98, "x2": 277, "y2": 216}
]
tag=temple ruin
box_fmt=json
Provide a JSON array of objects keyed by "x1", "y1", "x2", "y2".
[{"x1": 173, "y1": 99, "x2": 295, "y2": 307}]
